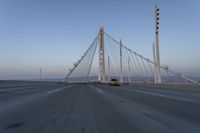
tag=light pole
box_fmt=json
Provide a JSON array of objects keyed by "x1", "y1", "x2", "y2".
[{"x1": 154, "y1": 2, "x2": 162, "y2": 83}]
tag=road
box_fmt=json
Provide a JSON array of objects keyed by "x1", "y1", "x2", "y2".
[{"x1": 0, "y1": 81, "x2": 200, "y2": 133}]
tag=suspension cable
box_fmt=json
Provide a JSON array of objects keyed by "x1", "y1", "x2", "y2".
[
  {"x1": 66, "y1": 34, "x2": 99, "y2": 80},
  {"x1": 104, "y1": 32, "x2": 200, "y2": 86},
  {"x1": 86, "y1": 38, "x2": 99, "y2": 82}
]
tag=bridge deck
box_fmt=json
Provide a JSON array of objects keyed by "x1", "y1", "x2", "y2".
[{"x1": 0, "y1": 81, "x2": 200, "y2": 133}]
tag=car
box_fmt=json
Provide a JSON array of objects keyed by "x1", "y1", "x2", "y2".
[{"x1": 108, "y1": 79, "x2": 120, "y2": 86}]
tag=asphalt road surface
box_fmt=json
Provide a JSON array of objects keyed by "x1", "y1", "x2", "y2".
[{"x1": 0, "y1": 81, "x2": 200, "y2": 133}]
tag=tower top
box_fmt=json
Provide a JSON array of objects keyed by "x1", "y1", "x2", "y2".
[
  {"x1": 154, "y1": 0, "x2": 158, "y2": 5},
  {"x1": 100, "y1": 26, "x2": 104, "y2": 30}
]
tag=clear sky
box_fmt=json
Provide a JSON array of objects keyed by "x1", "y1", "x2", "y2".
[{"x1": 0, "y1": 0, "x2": 200, "y2": 80}]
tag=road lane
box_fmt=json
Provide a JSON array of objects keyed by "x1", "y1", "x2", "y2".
[
  {"x1": 92, "y1": 84, "x2": 200, "y2": 133},
  {"x1": 0, "y1": 82, "x2": 200, "y2": 133},
  {"x1": 0, "y1": 84, "x2": 135, "y2": 133},
  {"x1": 97, "y1": 84, "x2": 200, "y2": 124},
  {"x1": 0, "y1": 83, "x2": 75, "y2": 112}
]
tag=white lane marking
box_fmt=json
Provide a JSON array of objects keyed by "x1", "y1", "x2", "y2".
[
  {"x1": 0, "y1": 86, "x2": 39, "y2": 92},
  {"x1": 124, "y1": 88, "x2": 200, "y2": 104},
  {"x1": 47, "y1": 85, "x2": 74, "y2": 94},
  {"x1": 97, "y1": 88, "x2": 103, "y2": 93},
  {"x1": 89, "y1": 85, "x2": 103, "y2": 93},
  {"x1": 0, "y1": 85, "x2": 76, "y2": 112}
]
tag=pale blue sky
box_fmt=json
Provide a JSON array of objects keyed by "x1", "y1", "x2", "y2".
[{"x1": 0, "y1": 0, "x2": 200, "y2": 79}]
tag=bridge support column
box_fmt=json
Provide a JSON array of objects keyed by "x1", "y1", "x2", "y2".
[
  {"x1": 153, "y1": 43, "x2": 158, "y2": 83},
  {"x1": 108, "y1": 56, "x2": 111, "y2": 81},
  {"x1": 120, "y1": 40, "x2": 123, "y2": 83},
  {"x1": 98, "y1": 26, "x2": 105, "y2": 82},
  {"x1": 128, "y1": 57, "x2": 131, "y2": 83},
  {"x1": 154, "y1": 3, "x2": 162, "y2": 83}
]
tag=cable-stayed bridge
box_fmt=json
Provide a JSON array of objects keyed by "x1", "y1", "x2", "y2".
[
  {"x1": 66, "y1": 3, "x2": 199, "y2": 85},
  {"x1": 65, "y1": 27, "x2": 199, "y2": 86},
  {"x1": 1, "y1": 3, "x2": 200, "y2": 133}
]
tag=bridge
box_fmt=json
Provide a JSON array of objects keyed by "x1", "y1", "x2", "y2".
[
  {"x1": 65, "y1": 5, "x2": 199, "y2": 86},
  {"x1": 0, "y1": 3, "x2": 200, "y2": 133}
]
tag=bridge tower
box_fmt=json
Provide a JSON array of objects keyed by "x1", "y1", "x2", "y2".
[
  {"x1": 98, "y1": 26, "x2": 106, "y2": 82},
  {"x1": 154, "y1": 2, "x2": 162, "y2": 83},
  {"x1": 120, "y1": 40, "x2": 123, "y2": 83}
]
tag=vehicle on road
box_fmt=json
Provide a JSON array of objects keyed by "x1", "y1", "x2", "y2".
[{"x1": 108, "y1": 79, "x2": 120, "y2": 86}]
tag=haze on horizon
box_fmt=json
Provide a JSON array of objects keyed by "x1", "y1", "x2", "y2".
[{"x1": 0, "y1": 0, "x2": 200, "y2": 80}]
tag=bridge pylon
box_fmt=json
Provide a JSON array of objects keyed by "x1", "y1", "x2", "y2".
[
  {"x1": 98, "y1": 26, "x2": 106, "y2": 82},
  {"x1": 154, "y1": 2, "x2": 162, "y2": 83}
]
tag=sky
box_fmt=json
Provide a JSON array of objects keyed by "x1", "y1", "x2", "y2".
[{"x1": 0, "y1": 0, "x2": 200, "y2": 80}]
